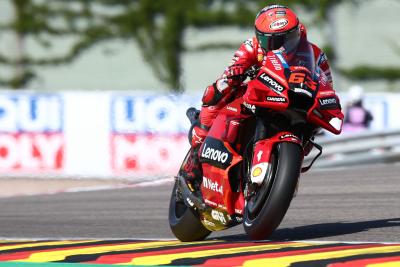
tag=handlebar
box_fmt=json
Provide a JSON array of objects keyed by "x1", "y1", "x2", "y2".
[{"x1": 244, "y1": 65, "x2": 261, "y2": 80}]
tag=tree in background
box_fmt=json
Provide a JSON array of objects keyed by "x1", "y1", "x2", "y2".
[{"x1": 0, "y1": 0, "x2": 398, "y2": 90}]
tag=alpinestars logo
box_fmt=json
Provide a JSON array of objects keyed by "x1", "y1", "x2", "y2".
[
  {"x1": 257, "y1": 73, "x2": 284, "y2": 94},
  {"x1": 203, "y1": 177, "x2": 223, "y2": 194}
]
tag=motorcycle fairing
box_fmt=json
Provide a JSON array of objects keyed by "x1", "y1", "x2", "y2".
[
  {"x1": 307, "y1": 74, "x2": 344, "y2": 134},
  {"x1": 244, "y1": 66, "x2": 290, "y2": 111},
  {"x1": 200, "y1": 137, "x2": 245, "y2": 216},
  {"x1": 199, "y1": 97, "x2": 250, "y2": 216}
]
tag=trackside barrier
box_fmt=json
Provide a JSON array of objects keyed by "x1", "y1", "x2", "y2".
[
  {"x1": 305, "y1": 129, "x2": 400, "y2": 168},
  {"x1": 0, "y1": 90, "x2": 400, "y2": 179}
]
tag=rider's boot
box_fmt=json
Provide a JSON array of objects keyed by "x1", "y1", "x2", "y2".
[
  {"x1": 180, "y1": 147, "x2": 202, "y2": 187},
  {"x1": 180, "y1": 124, "x2": 209, "y2": 187}
]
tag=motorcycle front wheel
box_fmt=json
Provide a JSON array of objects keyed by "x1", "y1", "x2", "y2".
[
  {"x1": 168, "y1": 181, "x2": 211, "y2": 242},
  {"x1": 243, "y1": 142, "x2": 302, "y2": 240}
]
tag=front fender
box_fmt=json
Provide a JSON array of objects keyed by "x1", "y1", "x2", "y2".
[{"x1": 250, "y1": 132, "x2": 302, "y2": 184}]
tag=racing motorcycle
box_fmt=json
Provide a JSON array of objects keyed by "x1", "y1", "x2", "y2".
[{"x1": 168, "y1": 50, "x2": 344, "y2": 241}]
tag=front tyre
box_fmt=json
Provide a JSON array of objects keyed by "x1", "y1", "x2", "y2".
[
  {"x1": 244, "y1": 142, "x2": 302, "y2": 240},
  {"x1": 168, "y1": 182, "x2": 211, "y2": 242}
]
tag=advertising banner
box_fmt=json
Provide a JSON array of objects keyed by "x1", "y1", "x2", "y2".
[
  {"x1": 0, "y1": 90, "x2": 399, "y2": 178},
  {"x1": 0, "y1": 93, "x2": 64, "y2": 173},
  {"x1": 110, "y1": 94, "x2": 199, "y2": 176}
]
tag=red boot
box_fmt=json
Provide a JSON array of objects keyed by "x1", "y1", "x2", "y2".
[{"x1": 180, "y1": 125, "x2": 208, "y2": 182}]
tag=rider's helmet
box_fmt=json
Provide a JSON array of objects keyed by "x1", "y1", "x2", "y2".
[{"x1": 255, "y1": 5, "x2": 301, "y2": 53}]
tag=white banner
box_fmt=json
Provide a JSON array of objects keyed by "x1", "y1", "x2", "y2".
[{"x1": 0, "y1": 91, "x2": 398, "y2": 178}]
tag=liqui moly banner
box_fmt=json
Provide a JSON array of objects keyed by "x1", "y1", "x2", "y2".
[
  {"x1": 0, "y1": 93, "x2": 64, "y2": 173},
  {"x1": 0, "y1": 90, "x2": 399, "y2": 179},
  {"x1": 110, "y1": 94, "x2": 198, "y2": 176}
]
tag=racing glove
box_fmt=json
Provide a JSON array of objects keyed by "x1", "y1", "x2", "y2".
[{"x1": 226, "y1": 64, "x2": 247, "y2": 85}]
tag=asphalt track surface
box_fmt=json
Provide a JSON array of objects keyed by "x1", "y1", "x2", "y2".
[{"x1": 0, "y1": 163, "x2": 399, "y2": 243}]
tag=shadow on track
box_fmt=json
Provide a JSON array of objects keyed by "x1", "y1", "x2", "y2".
[{"x1": 211, "y1": 218, "x2": 400, "y2": 241}]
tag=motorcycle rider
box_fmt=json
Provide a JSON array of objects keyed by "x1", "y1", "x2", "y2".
[{"x1": 181, "y1": 4, "x2": 333, "y2": 182}]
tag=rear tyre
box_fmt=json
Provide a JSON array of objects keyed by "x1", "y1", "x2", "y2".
[
  {"x1": 243, "y1": 142, "x2": 302, "y2": 240},
  {"x1": 168, "y1": 182, "x2": 211, "y2": 242}
]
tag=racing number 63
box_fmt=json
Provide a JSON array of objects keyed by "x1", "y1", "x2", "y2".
[{"x1": 288, "y1": 72, "x2": 317, "y2": 91}]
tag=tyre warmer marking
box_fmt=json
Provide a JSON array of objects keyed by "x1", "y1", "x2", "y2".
[{"x1": 0, "y1": 240, "x2": 398, "y2": 267}]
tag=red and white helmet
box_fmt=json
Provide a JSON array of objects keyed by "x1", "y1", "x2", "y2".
[{"x1": 255, "y1": 5, "x2": 301, "y2": 53}]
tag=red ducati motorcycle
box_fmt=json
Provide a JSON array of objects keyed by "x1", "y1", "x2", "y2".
[{"x1": 169, "y1": 50, "x2": 344, "y2": 241}]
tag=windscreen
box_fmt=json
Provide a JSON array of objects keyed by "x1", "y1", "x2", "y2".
[{"x1": 287, "y1": 39, "x2": 316, "y2": 74}]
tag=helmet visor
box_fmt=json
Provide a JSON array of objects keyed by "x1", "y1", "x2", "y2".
[{"x1": 256, "y1": 26, "x2": 300, "y2": 52}]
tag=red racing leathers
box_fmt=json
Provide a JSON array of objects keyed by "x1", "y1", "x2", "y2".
[
  {"x1": 191, "y1": 24, "x2": 332, "y2": 147},
  {"x1": 183, "y1": 24, "x2": 332, "y2": 181}
]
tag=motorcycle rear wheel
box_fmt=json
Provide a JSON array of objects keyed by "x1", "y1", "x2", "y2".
[
  {"x1": 168, "y1": 182, "x2": 211, "y2": 242},
  {"x1": 243, "y1": 142, "x2": 302, "y2": 240}
]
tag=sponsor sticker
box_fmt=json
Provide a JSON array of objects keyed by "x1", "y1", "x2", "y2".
[
  {"x1": 267, "y1": 55, "x2": 282, "y2": 71},
  {"x1": 294, "y1": 88, "x2": 313, "y2": 97},
  {"x1": 257, "y1": 73, "x2": 285, "y2": 94},
  {"x1": 243, "y1": 102, "x2": 256, "y2": 113},
  {"x1": 186, "y1": 197, "x2": 194, "y2": 207},
  {"x1": 279, "y1": 133, "x2": 301, "y2": 143},
  {"x1": 226, "y1": 106, "x2": 238, "y2": 112},
  {"x1": 275, "y1": 10, "x2": 287, "y2": 17},
  {"x1": 269, "y1": 19, "x2": 288, "y2": 30},
  {"x1": 201, "y1": 143, "x2": 229, "y2": 164},
  {"x1": 252, "y1": 167, "x2": 262, "y2": 177},
  {"x1": 211, "y1": 210, "x2": 227, "y2": 224},
  {"x1": 250, "y1": 163, "x2": 269, "y2": 184},
  {"x1": 203, "y1": 219, "x2": 216, "y2": 227},
  {"x1": 200, "y1": 137, "x2": 232, "y2": 169},
  {"x1": 266, "y1": 96, "x2": 287, "y2": 103},
  {"x1": 203, "y1": 176, "x2": 223, "y2": 195},
  {"x1": 319, "y1": 97, "x2": 339, "y2": 109}
]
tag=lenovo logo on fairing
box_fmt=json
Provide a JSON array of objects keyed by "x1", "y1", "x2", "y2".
[
  {"x1": 203, "y1": 177, "x2": 223, "y2": 194},
  {"x1": 200, "y1": 137, "x2": 233, "y2": 169},
  {"x1": 258, "y1": 73, "x2": 284, "y2": 92},
  {"x1": 319, "y1": 98, "x2": 336, "y2": 105},
  {"x1": 318, "y1": 97, "x2": 339, "y2": 110},
  {"x1": 201, "y1": 143, "x2": 229, "y2": 164}
]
